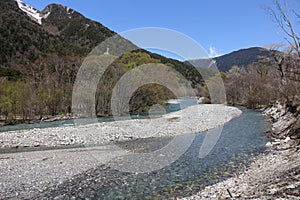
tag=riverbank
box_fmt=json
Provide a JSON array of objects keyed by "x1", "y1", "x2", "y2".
[
  {"x1": 182, "y1": 100, "x2": 300, "y2": 199},
  {"x1": 0, "y1": 104, "x2": 242, "y2": 199},
  {"x1": 0, "y1": 113, "x2": 78, "y2": 127},
  {"x1": 0, "y1": 104, "x2": 241, "y2": 149},
  {"x1": 181, "y1": 141, "x2": 300, "y2": 199}
]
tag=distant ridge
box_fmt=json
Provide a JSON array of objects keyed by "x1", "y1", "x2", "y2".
[{"x1": 187, "y1": 47, "x2": 274, "y2": 72}]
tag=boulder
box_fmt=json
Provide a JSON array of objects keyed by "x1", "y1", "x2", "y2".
[{"x1": 197, "y1": 97, "x2": 211, "y2": 104}]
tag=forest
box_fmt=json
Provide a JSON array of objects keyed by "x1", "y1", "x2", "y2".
[
  {"x1": 224, "y1": 1, "x2": 300, "y2": 109},
  {"x1": 0, "y1": 50, "x2": 204, "y2": 125},
  {"x1": 0, "y1": 0, "x2": 299, "y2": 127},
  {"x1": 0, "y1": 1, "x2": 204, "y2": 125}
]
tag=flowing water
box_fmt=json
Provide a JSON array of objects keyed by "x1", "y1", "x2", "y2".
[
  {"x1": 34, "y1": 107, "x2": 269, "y2": 199},
  {"x1": 97, "y1": 107, "x2": 270, "y2": 199},
  {"x1": 0, "y1": 98, "x2": 197, "y2": 133},
  {"x1": 1, "y1": 99, "x2": 270, "y2": 199}
]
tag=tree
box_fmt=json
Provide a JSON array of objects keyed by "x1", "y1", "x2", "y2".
[
  {"x1": 252, "y1": 59, "x2": 272, "y2": 79},
  {"x1": 266, "y1": 1, "x2": 300, "y2": 100},
  {"x1": 224, "y1": 64, "x2": 280, "y2": 108},
  {"x1": 266, "y1": 0, "x2": 300, "y2": 57}
]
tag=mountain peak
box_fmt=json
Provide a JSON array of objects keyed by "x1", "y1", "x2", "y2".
[
  {"x1": 0, "y1": 1, "x2": 84, "y2": 25},
  {"x1": 42, "y1": 4, "x2": 84, "y2": 20}
]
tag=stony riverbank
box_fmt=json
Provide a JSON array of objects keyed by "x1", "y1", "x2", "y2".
[
  {"x1": 182, "y1": 100, "x2": 300, "y2": 199},
  {"x1": 0, "y1": 104, "x2": 242, "y2": 149},
  {"x1": 181, "y1": 142, "x2": 300, "y2": 199},
  {"x1": 0, "y1": 104, "x2": 242, "y2": 199},
  {"x1": 263, "y1": 99, "x2": 300, "y2": 142},
  {"x1": 0, "y1": 113, "x2": 78, "y2": 127}
]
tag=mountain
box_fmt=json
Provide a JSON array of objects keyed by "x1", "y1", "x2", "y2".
[
  {"x1": 0, "y1": 0, "x2": 24, "y2": 13},
  {"x1": 16, "y1": 0, "x2": 44, "y2": 24},
  {"x1": 188, "y1": 47, "x2": 274, "y2": 72},
  {"x1": 0, "y1": 0, "x2": 203, "y2": 84},
  {"x1": 0, "y1": 0, "x2": 281, "y2": 125},
  {"x1": 0, "y1": 0, "x2": 204, "y2": 124},
  {"x1": 0, "y1": 0, "x2": 117, "y2": 67},
  {"x1": 41, "y1": 4, "x2": 84, "y2": 20}
]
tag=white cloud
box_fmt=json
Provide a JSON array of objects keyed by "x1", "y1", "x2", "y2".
[{"x1": 208, "y1": 45, "x2": 220, "y2": 58}]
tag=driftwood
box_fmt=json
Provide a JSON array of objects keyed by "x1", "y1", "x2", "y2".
[{"x1": 227, "y1": 189, "x2": 233, "y2": 198}]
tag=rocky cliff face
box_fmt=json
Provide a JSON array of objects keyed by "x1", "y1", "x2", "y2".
[{"x1": 263, "y1": 97, "x2": 300, "y2": 144}]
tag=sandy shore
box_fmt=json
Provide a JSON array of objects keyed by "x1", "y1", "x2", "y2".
[{"x1": 0, "y1": 104, "x2": 242, "y2": 199}]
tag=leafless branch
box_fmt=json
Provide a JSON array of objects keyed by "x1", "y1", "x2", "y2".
[{"x1": 266, "y1": 0, "x2": 300, "y2": 57}]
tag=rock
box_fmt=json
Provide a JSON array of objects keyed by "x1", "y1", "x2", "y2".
[
  {"x1": 263, "y1": 100, "x2": 300, "y2": 140},
  {"x1": 197, "y1": 97, "x2": 211, "y2": 104},
  {"x1": 269, "y1": 188, "x2": 277, "y2": 195},
  {"x1": 284, "y1": 136, "x2": 291, "y2": 143},
  {"x1": 286, "y1": 184, "x2": 296, "y2": 189},
  {"x1": 265, "y1": 142, "x2": 273, "y2": 147},
  {"x1": 272, "y1": 141, "x2": 281, "y2": 146}
]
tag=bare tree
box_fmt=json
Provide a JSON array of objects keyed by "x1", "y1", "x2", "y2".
[
  {"x1": 266, "y1": 1, "x2": 300, "y2": 85},
  {"x1": 269, "y1": 44, "x2": 289, "y2": 81},
  {"x1": 266, "y1": 0, "x2": 300, "y2": 57}
]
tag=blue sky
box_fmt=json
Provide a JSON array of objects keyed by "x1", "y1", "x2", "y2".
[{"x1": 23, "y1": 0, "x2": 300, "y2": 58}]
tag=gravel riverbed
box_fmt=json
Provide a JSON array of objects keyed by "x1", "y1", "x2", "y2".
[
  {"x1": 0, "y1": 104, "x2": 242, "y2": 199},
  {"x1": 1, "y1": 104, "x2": 295, "y2": 200},
  {"x1": 0, "y1": 104, "x2": 241, "y2": 149}
]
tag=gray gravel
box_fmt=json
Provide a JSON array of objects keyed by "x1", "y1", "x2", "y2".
[
  {"x1": 0, "y1": 104, "x2": 242, "y2": 199},
  {"x1": 181, "y1": 141, "x2": 300, "y2": 200},
  {"x1": 0, "y1": 104, "x2": 242, "y2": 149},
  {"x1": 0, "y1": 145, "x2": 127, "y2": 199}
]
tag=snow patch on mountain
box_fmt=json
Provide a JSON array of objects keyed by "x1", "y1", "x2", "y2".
[
  {"x1": 16, "y1": 0, "x2": 43, "y2": 25},
  {"x1": 15, "y1": 0, "x2": 81, "y2": 24},
  {"x1": 43, "y1": 11, "x2": 51, "y2": 19}
]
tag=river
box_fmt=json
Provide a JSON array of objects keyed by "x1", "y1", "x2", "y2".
[
  {"x1": 0, "y1": 98, "x2": 197, "y2": 133},
  {"x1": 31, "y1": 106, "x2": 270, "y2": 199}
]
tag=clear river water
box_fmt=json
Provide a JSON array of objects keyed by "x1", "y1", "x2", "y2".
[
  {"x1": 1, "y1": 99, "x2": 270, "y2": 199},
  {"x1": 99, "y1": 107, "x2": 270, "y2": 199},
  {"x1": 0, "y1": 98, "x2": 197, "y2": 133}
]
